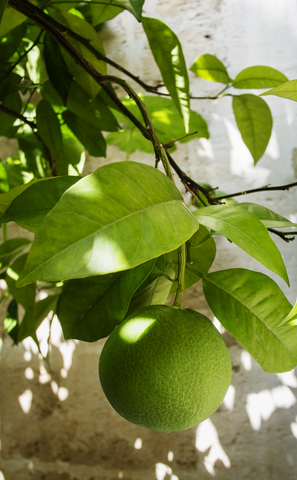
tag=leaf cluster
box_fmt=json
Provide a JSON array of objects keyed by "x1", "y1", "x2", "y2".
[{"x1": 0, "y1": 0, "x2": 297, "y2": 374}]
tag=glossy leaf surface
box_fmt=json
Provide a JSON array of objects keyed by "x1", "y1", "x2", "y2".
[
  {"x1": 18, "y1": 162, "x2": 199, "y2": 286},
  {"x1": 194, "y1": 206, "x2": 289, "y2": 284},
  {"x1": 142, "y1": 17, "x2": 190, "y2": 132},
  {"x1": 232, "y1": 94, "x2": 272, "y2": 163},
  {"x1": 203, "y1": 269, "x2": 297, "y2": 372}
]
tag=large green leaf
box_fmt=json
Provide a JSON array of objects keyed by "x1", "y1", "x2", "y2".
[
  {"x1": 261, "y1": 79, "x2": 297, "y2": 102},
  {"x1": 190, "y1": 54, "x2": 231, "y2": 84},
  {"x1": 1, "y1": 176, "x2": 80, "y2": 232},
  {"x1": 236, "y1": 203, "x2": 297, "y2": 229},
  {"x1": 18, "y1": 162, "x2": 199, "y2": 286},
  {"x1": 54, "y1": 9, "x2": 106, "y2": 98},
  {"x1": 232, "y1": 94, "x2": 272, "y2": 164},
  {"x1": 194, "y1": 205, "x2": 289, "y2": 284},
  {"x1": 232, "y1": 66, "x2": 288, "y2": 89},
  {"x1": 142, "y1": 17, "x2": 190, "y2": 132},
  {"x1": 58, "y1": 259, "x2": 155, "y2": 341},
  {"x1": 203, "y1": 269, "x2": 297, "y2": 372}
]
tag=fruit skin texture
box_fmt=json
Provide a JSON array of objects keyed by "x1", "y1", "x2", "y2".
[{"x1": 99, "y1": 305, "x2": 232, "y2": 433}]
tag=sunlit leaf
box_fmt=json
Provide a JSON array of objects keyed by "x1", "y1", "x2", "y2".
[
  {"x1": 0, "y1": 5, "x2": 26, "y2": 37},
  {"x1": 236, "y1": 203, "x2": 297, "y2": 229},
  {"x1": 194, "y1": 205, "x2": 289, "y2": 284},
  {"x1": 142, "y1": 17, "x2": 190, "y2": 132},
  {"x1": 233, "y1": 66, "x2": 288, "y2": 89},
  {"x1": 203, "y1": 268, "x2": 297, "y2": 372},
  {"x1": 190, "y1": 54, "x2": 230, "y2": 84},
  {"x1": 18, "y1": 162, "x2": 199, "y2": 286},
  {"x1": 261, "y1": 79, "x2": 297, "y2": 102},
  {"x1": 232, "y1": 94, "x2": 272, "y2": 163}
]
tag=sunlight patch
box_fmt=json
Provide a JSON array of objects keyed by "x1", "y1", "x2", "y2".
[
  {"x1": 196, "y1": 419, "x2": 231, "y2": 475},
  {"x1": 19, "y1": 389, "x2": 33, "y2": 413}
]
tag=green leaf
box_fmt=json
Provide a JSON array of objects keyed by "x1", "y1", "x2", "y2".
[
  {"x1": 18, "y1": 162, "x2": 199, "y2": 286},
  {"x1": 280, "y1": 299, "x2": 297, "y2": 327},
  {"x1": 54, "y1": 10, "x2": 106, "y2": 98},
  {"x1": 233, "y1": 66, "x2": 288, "y2": 89},
  {"x1": 62, "y1": 110, "x2": 106, "y2": 157},
  {"x1": 66, "y1": 81, "x2": 119, "y2": 132},
  {"x1": 0, "y1": 72, "x2": 21, "y2": 100},
  {"x1": 0, "y1": 238, "x2": 31, "y2": 270},
  {"x1": 261, "y1": 79, "x2": 297, "y2": 102},
  {"x1": 142, "y1": 17, "x2": 190, "y2": 132},
  {"x1": 0, "y1": 0, "x2": 9, "y2": 25},
  {"x1": 232, "y1": 94, "x2": 272, "y2": 163},
  {"x1": 0, "y1": 180, "x2": 40, "y2": 217},
  {"x1": 36, "y1": 99, "x2": 63, "y2": 158},
  {"x1": 0, "y1": 162, "x2": 9, "y2": 193},
  {"x1": 190, "y1": 54, "x2": 230, "y2": 84},
  {"x1": 1, "y1": 176, "x2": 80, "y2": 231},
  {"x1": 203, "y1": 269, "x2": 297, "y2": 372},
  {"x1": 0, "y1": 5, "x2": 26, "y2": 37},
  {"x1": 43, "y1": 33, "x2": 73, "y2": 105},
  {"x1": 5, "y1": 254, "x2": 36, "y2": 309},
  {"x1": 194, "y1": 205, "x2": 289, "y2": 284},
  {"x1": 58, "y1": 259, "x2": 155, "y2": 341},
  {"x1": 107, "y1": 95, "x2": 208, "y2": 154},
  {"x1": 91, "y1": 3, "x2": 123, "y2": 25},
  {"x1": 0, "y1": 91, "x2": 22, "y2": 136},
  {"x1": 236, "y1": 203, "x2": 297, "y2": 229},
  {"x1": 18, "y1": 294, "x2": 59, "y2": 343}
]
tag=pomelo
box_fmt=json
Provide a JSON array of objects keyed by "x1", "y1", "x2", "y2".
[{"x1": 99, "y1": 305, "x2": 232, "y2": 432}]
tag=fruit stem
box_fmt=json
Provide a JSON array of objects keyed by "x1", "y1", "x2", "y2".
[{"x1": 173, "y1": 243, "x2": 186, "y2": 308}]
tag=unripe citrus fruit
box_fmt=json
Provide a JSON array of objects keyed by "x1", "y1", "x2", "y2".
[{"x1": 99, "y1": 305, "x2": 232, "y2": 432}]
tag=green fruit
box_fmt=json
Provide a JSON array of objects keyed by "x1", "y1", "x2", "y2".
[{"x1": 99, "y1": 305, "x2": 232, "y2": 433}]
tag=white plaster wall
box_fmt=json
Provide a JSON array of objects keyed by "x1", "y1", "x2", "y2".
[{"x1": 1, "y1": 1, "x2": 297, "y2": 479}]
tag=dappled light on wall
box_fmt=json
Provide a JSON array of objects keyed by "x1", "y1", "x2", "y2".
[
  {"x1": 246, "y1": 385, "x2": 296, "y2": 430},
  {"x1": 195, "y1": 418, "x2": 231, "y2": 476}
]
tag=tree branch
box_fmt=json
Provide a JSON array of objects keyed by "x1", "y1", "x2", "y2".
[{"x1": 268, "y1": 228, "x2": 296, "y2": 242}]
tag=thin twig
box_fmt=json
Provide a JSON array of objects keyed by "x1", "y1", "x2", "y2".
[
  {"x1": 268, "y1": 228, "x2": 296, "y2": 242},
  {"x1": 215, "y1": 182, "x2": 297, "y2": 200}
]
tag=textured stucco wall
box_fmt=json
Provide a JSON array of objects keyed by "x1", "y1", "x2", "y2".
[{"x1": 1, "y1": 1, "x2": 297, "y2": 479}]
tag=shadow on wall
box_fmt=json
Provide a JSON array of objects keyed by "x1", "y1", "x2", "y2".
[{"x1": 1, "y1": 308, "x2": 297, "y2": 480}]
